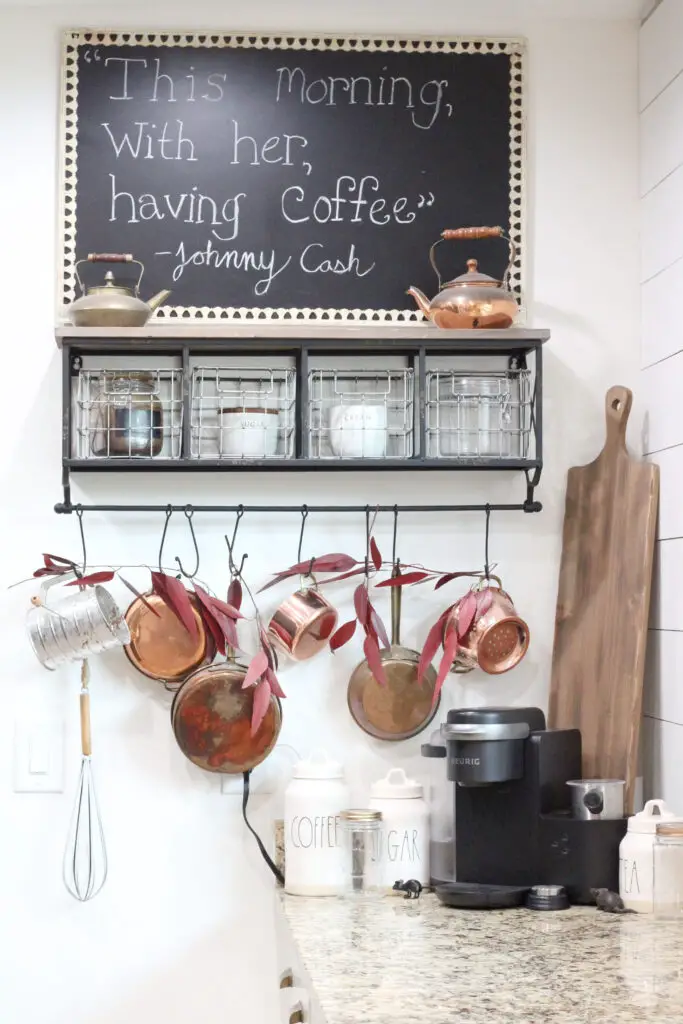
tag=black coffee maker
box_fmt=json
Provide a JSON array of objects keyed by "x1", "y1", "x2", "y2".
[{"x1": 438, "y1": 706, "x2": 626, "y2": 902}]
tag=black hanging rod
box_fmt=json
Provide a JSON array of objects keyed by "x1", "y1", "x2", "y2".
[{"x1": 54, "y1": 500, "x2": 542, "y2": 515}]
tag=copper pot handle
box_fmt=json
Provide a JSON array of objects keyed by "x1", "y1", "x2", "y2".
[
  {"x1": 442, "y1": 227, "x2": 503, "y2": 241},
  {"x1": 429, "y1": 228, "x2": 516, "y2": 292},
  {"x1": 390, "y1": 562, "x2": 401, "y2": 646},
  {"x1": 87, "y1": 253, "x2": 134, "y2": 263},
  {"x1": 74, "y1": 254, "x2": 145, "y2": 297}
]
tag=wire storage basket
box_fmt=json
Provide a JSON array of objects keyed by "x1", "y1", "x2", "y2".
[
  {"x1": 74, "y1": 369, "x2": 183, "y2": 459},
  {"x1": 308, "y1": 369, "x2": 414, "y2": 459},
  {"x1": 426, "y1": 369, "x2": 532, "y2": 460},
  {"x1": 191, "y1": 367, "x2": 296, "y2": 460}
]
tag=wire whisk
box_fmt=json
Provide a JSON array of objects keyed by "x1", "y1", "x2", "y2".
[{"x1": 63, "y1": 659, "x2": 108, "y2": 902}]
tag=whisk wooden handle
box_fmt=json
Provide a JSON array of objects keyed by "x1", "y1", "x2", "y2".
[{"x1": 80, "y1": 690, "x2": 92, "y2": 756}]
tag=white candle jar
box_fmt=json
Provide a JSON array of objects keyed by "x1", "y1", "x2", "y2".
[{"x1": 369, "y1": 768, "x2": 430, "y2": 887}]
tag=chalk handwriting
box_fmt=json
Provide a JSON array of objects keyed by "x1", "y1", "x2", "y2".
[
  {"x1": 275, "y1": 65, "x2": 451, "y2": 129},
  {"x1": 106, "y1": 57, "x2": 227, "y2": 103},
  {"x1": 281, "y1": 176, "x2": 421, "y2": 226},
  {"x1": 109, "y1": 175, "x2": 244, "y2": 241},
  {"x1": 230, "y1": 121, "x2": 309, "y2": 169},
  {"x1": 101, "y1": 121, "x2": 197, "y2": 161},
  {"x1": 157, "y1": 239, "x2": 292, "y2": 294}
]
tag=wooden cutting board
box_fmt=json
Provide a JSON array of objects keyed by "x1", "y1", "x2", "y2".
[{"x1": 548, "y1": 386, "x2": 659, "y2": 812}]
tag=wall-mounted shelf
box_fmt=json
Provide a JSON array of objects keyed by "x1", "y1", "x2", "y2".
[{"x1": 56, "y1": 324, "x2": 548, "y2": 514}]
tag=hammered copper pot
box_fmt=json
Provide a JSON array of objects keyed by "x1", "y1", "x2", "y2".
[
  {"x1": 267, "y1": 579, "x2": 338, "y2": 662},
  {"x1": 446, "y1": 584, "x2": 529, "y2": 675}
]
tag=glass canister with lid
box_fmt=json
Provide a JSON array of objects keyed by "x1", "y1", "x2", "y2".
[
  {"x1": 653, "y1": 821, "x2": 683, "y2": 918},
  {"x1": 339, "y1": 809, "x2": 382, "y2": 897},
  {"x1": 95, "y1": 371, "x2": 164, "y2": 457}
]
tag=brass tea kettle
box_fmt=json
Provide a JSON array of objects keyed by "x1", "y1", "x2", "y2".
[
  {"x1": 68, "y1": 253, "x2": 171, "y2": 328},
  {"x1": 407, "y1": 226, "x2": 518, "y2": 329}
]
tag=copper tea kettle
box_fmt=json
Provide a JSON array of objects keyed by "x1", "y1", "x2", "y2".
[
  {"x1": 68, "y1": 253, "x2": 171, "y2": 327},
  {"x1": 407, "y1": 226, "x2": 518, "y2": 329}
]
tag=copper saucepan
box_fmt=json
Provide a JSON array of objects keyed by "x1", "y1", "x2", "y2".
[
  {"x1": 348, "y1": 565, "x2": 439, "y2": 741},
  {"x1": 267, "y1": 575, "x2": 338, "y2": 662},
  {"x1": 171, "y1": 652, "x2": 282, "y2": 773},
  {"x1": 446, "y1": 578, "x2": 529, "y2": 675},
  {"x1": 124, "y1": 591, "x2": 215, "y2": 687}
]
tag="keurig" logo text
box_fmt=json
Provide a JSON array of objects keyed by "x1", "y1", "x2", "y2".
[{"x1": 453, "y1": 756, "x2": 481, "y2": 766}]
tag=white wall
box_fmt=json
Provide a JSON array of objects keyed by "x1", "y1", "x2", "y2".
[
  {"x1": 0, "y1": 5, "x2": 638, "y2": 1023},
  {"x1": 640, "y1": 0, "x2": 683, "y2": 811}
]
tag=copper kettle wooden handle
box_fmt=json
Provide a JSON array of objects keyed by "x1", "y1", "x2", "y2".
[
  {"x1": 87, "y1": 253, "x2": 134, "y2": 263},
  {"x1": 441, "y1": 227, "x2": 503, "y2": 240}
]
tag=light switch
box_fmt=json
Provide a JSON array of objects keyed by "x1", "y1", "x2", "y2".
[{"x1": 13, "y1": 721, "x2": 65, "y2": 793}]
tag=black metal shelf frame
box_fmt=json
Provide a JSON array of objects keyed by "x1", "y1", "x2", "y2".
[{"x1": 57, "y1": 328, "x2": 547, "y2": 516}]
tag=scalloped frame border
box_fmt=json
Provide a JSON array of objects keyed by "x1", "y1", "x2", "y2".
[{"x1": 59, "y1": 29, "x2": 526, "y2": 325}]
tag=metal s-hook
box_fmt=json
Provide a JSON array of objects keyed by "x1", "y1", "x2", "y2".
[
  {"x1": 484, "y1": 504, "x2": 491, "y2": 580},
  {"x1": 158, "y1": 505, "x2": 173, "y2": 573},
  {"x1": 225, "y1": 505, "x2": 248, "y2": 578},
  {"x1": 297, "y1": 505, "x2": 309, "y2": 564},
  {"x1": 175, "y1": 506, "x2": 200, "y2": 579},
  {"x1": 75, "y1": 505, "x2": 86, "y2": 577}
]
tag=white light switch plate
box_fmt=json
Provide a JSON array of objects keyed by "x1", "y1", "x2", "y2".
[{"x1": 13, "y1": 721, "x2": 65, "y2": 793}]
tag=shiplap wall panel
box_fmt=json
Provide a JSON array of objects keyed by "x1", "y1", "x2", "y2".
[
  {"x1": 642, "y1": 716, "x2": 683, "y2": 808},
  {"x1": 641, "y1": 257, "x2": 683, "y2": 368},
  {"x1": 641, "y1": 163, "x2": 683, "y2": 282},
  {"x1": 644, "y1": 629, "x2": 683, "y2": 724},
  {"x1": 640, "y1": 0, "x2": 683, "y2": 111},
  {"x1": 641, "y1": 68, "x2": 683, "y2": 195},
  {"x1": 648, "y1": 444, "x2": 683, "y2": 540},
  {"x1": 649, "y1": 538, "x2": 683, "y2": 631},
  {"x1": 641, "y1": 350, "x2": 683, "y2": 453}
]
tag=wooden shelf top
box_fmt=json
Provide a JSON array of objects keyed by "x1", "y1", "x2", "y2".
[{"x1": 56, "y1": 322, "x2": 550, "y2": 350}]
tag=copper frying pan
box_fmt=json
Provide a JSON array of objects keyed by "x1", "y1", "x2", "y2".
[
  {"x1": 347, "y1": 566, "x2": 439, "y2": 741},
  {"x1": 171, "y1": 654, "x2": 282, "y2": 773},
  {"x1": 124, "y1": 591, "x2": 214, "y2": 687}
]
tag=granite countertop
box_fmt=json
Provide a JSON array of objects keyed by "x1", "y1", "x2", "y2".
[{"x1": 279, "y1": 893, "x2": 683, "y2": 1024}]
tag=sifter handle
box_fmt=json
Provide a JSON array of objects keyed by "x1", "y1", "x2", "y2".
[
  {"x1": 441, "y1": 227, "x2": 503, "y2": 240},
  {"x1": 80, "y1": 659, "x2": 91, "y2": 756},
  {"x1": 390, "y1": 561, "x2": 401, "y2": 646}
]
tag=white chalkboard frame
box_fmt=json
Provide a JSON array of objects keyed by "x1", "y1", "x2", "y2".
[{"x1": 58, "y1": 29, "x2": 525, "y2": 325}]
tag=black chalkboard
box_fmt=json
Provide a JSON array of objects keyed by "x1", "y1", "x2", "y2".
[{"x1": 60, "y1": 32, "x2": 524, "y2": 321}]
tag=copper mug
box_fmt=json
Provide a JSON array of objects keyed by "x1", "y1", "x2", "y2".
[
  {"x1": 446, "y1": 580, "x2": 529, "y2": 675},
  {"x1": 267, "y1": 576, "x2": 338, "y2": 662}
]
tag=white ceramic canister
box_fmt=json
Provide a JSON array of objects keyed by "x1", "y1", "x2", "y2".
[
  {"x1": 329, "y1": 404, "x2": 387, "y2": 458},
  {"x1": 369, "y1": 768, "x2": 430, "y2": 887},
  {"x1": 619, "y1": 799, "x2": 678, "y2": 912},
  {"x1": 284, "y1": 749, "x2": 350, "y2": 896}
]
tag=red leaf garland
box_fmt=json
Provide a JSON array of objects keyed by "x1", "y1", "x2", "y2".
[
  {"x1": 266, "y1": 667, "x2": 286, "y2": 699},
  {"x1": 376, "y1": 571, "x2": 430, "y2": 588},
  {"x1": 435, "y1": 571, "x2": 477, "y2": 591},
  {"x1": 370, "y1": 607, "x2": 391, "y2": 650},
  {"x1": 317, "y1": 568, "x2": 368, "y2": 586},
  {"x1": 433, "y1": 628, "x2": 459, "y2": 706},
  {"x1": 196, "y1": 603, "x2": 226, "y2": 657},
  {"x1": 207, "y1": 595, "x2": 244, "y2": 621},
  {"x1": 330, "y1": 619, "x2": 357, "y2": 651},
  {"x1": 65, "y1": 570, "x2": 115, "y2": 586},
  {"x1": 242, "y1": 650, "x2": 268, "y2": 689},
  {"x1": 151, "y1": 571, "x2": 199, "y2": 642},
  {"x1": 353, "y1": 584, "x2": 369, "y2": 627},
  {"x1": 259, "y1": 627, "x2": 278, "y2": 670},
  {"x1": 363, "y1": 634, "x2": 387, "y2": 687},
  {"x1": 258, "y1": 553, "x2": 360, "y2": 592},
  {"x1": 476, "y1": 588, "x2": 494, "y2": 619},
  {"x1": 418, "y1": 604, "x2": 456, "y2": 685},
  {"x1": 227, "y1": 578, "x2": 243, "y2": 611},
  {"x1": 118, "y1": 575, "x2": 162, "y2": 618},
  {"x1": 457, "y1": 591, "x2": 478, "y2": 639},
  {"x1": 370, "y1": 537, "x2": 382, "y2": 572},
  {"x1": 251, "y1": 677, "x2": 271, "y2": 736}
]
